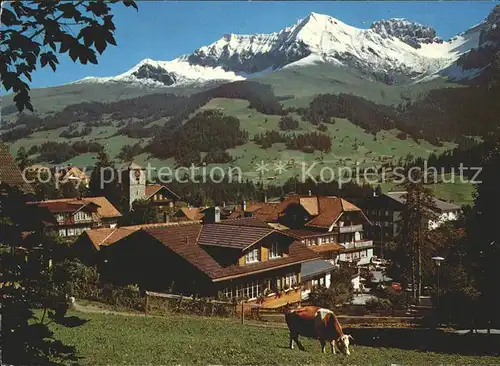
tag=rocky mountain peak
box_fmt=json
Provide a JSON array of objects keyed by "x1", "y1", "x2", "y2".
[{"x1": 370, "y1": 18, "x2": 442, "y2": 48}]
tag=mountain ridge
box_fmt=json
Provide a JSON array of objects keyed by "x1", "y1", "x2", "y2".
[{"x1": 74, "y1": 9, "x2": 499, "y2": 88}]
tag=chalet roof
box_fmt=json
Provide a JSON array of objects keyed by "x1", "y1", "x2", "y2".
[
  {"x1": 83, "y1": 221, "x2": 201, "y2": 250},
  {"x1": 198, "y1": 224, "x2": 274, "y2": 249},
  {"x1": 227, "y1": 201, "x2": 266, "y2": 218},
  {"x1": 32, "y1": 197, "x2": 122, "y2": 218},
  {"x1": 86, "y1": 227, "x2": 137, "y2": 250},
  {"x1": 0, "y1": 142, "x2": 35, "y2": 194},
  {"x1": 218, "y1": 217, "x2": 271, "y2": 228},
  {"x1": 143, "y1": 222, "x2": 318, "y2": 281},
  {"x1": 385, "y1": 191, "x2": 460, "y2": 212},
  {"x1": 238, "y1": 195, "x2": 369, "y2": 229},
  {"x1": 145, "y1": 184, "x2": 180, "y2": 200},
  {"x1": 34, "y1": 200, "x2": 96, "y2": 214},
  {"x1": 176, "y1": 207, "x2": 206, "y2": 221}
]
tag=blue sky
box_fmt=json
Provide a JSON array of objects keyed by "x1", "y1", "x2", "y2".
[{"x1": 26, "y1": 1, "x2": 498, "y2": 88}]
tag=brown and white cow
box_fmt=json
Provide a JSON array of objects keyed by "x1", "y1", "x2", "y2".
[{"x1": 284, "y1": 306, "x2": 353, "y2": 355}]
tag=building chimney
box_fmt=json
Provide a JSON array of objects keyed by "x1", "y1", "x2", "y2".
[
  {"x1": 308, "y1": 190, "x2": 312, "y2": 196},
  {"x1": 214, "y1": 206, "x2": 220, "y2": 223}
]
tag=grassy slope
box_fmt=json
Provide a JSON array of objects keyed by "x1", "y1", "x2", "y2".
[
  {"x1": 200, "y1": 98, "x2": 456, "y2": 177},
  {"x1": 5, "y1": 96, "x2": 473, "y2": 205},
  {"x1": 2, "y1": 65, "x2": 473, "y2": 203},
  {"x1": 255, "y1": 64, "x2": 461, "y2": 107},
  {"x1": 44, "y1": 310, "x2": 499, "y2": 365}
]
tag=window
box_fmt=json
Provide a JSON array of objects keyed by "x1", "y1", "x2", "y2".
[
  {"x1": 223, "y1": 287, "x2": 233, "y2": 299},
  {"x1": 58, "y1": 228, "x2": 67, "y2": 237},
  {"x1": 235, "y1": 280, "x2": 262, "y2": 299},
  {"x1": 278, "y1": 273, "x2": 298, "y2": 290},
  {"x1": 269, "y1": 242, "x2": 281, "y2": 259},
  {"x1": 245, "y1": 248, "x2": 259, "y2": 264}
]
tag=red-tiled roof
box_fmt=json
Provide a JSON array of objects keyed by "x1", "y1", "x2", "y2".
[
  {"x1": 32, "y1": 197, "x2": 121, "y2": 219},
  {"x1": 198, "y1": 224, "x2": 274, "y2": 249},
  {"x1": 83, "y1": 221, "x2": 200, "y2": 250},
  {"x1": 176, "y1": 207, "x2": 205, "y2": 221},
  {"x1": 143, "y1": 223, "x2": 319, "y2": 281},
  {"x1": 0, "y1": 142, "x2": 35, "y2": 194},
  {"x1": 35, "y1": 200, "x2": 91, "y2": 213},
  {"x1": 218, "y1": 217, "x2": 271, "y2": 228},
  {"x1": 145, "y1": 184, "x2": 180, "y2": 200}
]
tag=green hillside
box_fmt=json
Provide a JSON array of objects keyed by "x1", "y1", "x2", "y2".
[
  {"x1": 255, "y1": 64, "x2": 461, "y2": 107},
  {"x1": 38, "y1": 310, "x2": 500, "y2": 365}
]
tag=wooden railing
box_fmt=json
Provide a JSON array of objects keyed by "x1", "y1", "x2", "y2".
[{"x1": 339, "y1": 224, "x2": 364, "y2": 233}]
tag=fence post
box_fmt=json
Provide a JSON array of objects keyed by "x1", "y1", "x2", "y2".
[
  {"x1": 144, "y1": 293, "x2": 149, "y2": 316},
  {"x1": 241, "y1": 302, "x2": 244, "y2": 324}
]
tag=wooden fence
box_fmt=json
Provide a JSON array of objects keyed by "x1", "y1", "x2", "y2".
[
  {"x1": 145, "y1": 291, "x2": 283, "y2": 323},
  {"x1": 143, "y1": 291, "x2": 421, "y2": 326}
]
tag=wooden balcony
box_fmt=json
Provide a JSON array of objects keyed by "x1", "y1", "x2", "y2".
[
  {"x1": 341, "y1": 240, "x2": 373, "y2": 249},
  {"x1": 339, "y1": 224, "x2": 364, "y2": 233}
]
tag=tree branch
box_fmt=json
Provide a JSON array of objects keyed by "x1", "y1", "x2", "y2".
[{"x1": 27, "y1": 0, "x2": 87, "y2": 41}]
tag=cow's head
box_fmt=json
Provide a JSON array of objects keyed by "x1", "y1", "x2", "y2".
[{"x1": 336, "y1": 334, "x2": 353, "y2": 356}]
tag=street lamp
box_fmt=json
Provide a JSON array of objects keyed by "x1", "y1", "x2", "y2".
[{"x1": 432, "y1": 256, "x2": 445, "y2": 325}]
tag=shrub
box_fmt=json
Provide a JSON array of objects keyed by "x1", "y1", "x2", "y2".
[
  {"x1": 279, "y1": 115, "x2": 299, "y2": 131},
  {"x1": 365, "y1": 298, "x2": 392, "y2": 311}
]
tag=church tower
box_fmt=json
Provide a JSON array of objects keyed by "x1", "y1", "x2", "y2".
[{"x1": 121, "y1": 162, "x2": 146, "y2": 210}]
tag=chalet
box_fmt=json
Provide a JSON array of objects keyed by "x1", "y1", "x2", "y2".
[
  {"x1": 93, "y1": 219, "x2": 319, "y2": 300},
  {"x1": 361, "y1": 191, "x2": 461, "y2": 244},
  {"x1": 232, "y1": 194, "x2": 374, "y2": 267},
  {"x1": 73, "y1": 222, "x2": 183, "y2": 264},
  {"x1": 29, "y1": 197, "x2": 122, "y2": 237}
]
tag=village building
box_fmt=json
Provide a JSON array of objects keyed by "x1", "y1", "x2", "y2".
[
  {"x1": 120, "y1": 162, "x2": 180, "y2": 219},
  {"x1": 226, "y1": 194, "x2": 374, "y2": 267},
  {"x1": 77, "y1": 218, "x2": 319, "y2": 300},
  {"x1": 361, "y1": 191, "x2": 461, "y2": 246},
  {"x1": 28, "y1": 196, "x2": 122, "y2": 237}
]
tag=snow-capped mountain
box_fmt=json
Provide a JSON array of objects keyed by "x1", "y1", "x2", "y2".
[
  {"x1": 77, "y1": 7, "x2": 499, "y2": 88},
  {"x1": 370, "y1": 18, "x2": 442, "y2": 49}
]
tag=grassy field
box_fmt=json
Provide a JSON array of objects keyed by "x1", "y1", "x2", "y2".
[
  {"x1": 255, "y1": 63, "x2": 461, "y2": 107},
  {"x1": 42, "y1": 310, "x2": 500, "y2": 365}
]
